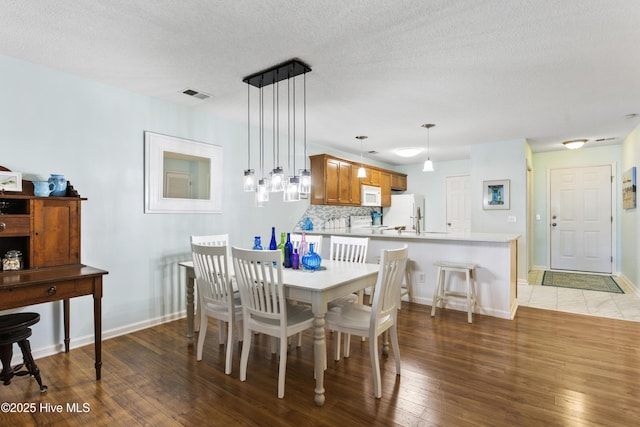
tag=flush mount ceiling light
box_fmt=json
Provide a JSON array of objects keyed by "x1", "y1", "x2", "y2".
[
  {"x1": 421, "y1": 123, "x2": 435, "y2": 172},
  {"x1": 394, "y1": 147, "x2": 424, "y2": 158},
  {"x1": 563, "y1": 139, "x2": 588, "y2": 150},
  {"x1": 356, "y1": 136, "x2": 368, "y2": 178}
]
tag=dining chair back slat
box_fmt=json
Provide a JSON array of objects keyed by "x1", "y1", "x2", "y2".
[{"x1": 329, "y1": 236, "x2": 369, "y2": 263}]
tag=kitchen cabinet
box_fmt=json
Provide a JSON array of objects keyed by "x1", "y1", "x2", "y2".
[
  {"x1": 310, "y1": 154, "x2": 406, "y2": 206},
  {"x1": 360, "y1": 168, "x2": 381, "y2": 186},
  {"x1": 391, "y1": 173, "x2": 407, "y2": 191},
  {"x1": 311, "y1": 155, "x2": 359, "y2": 205},
  {"x1": 0, "y1": 172, "x2": 83, "y2": 271},
  {"x1": 380, "y1": 172, "x2": 391, "y2": 207}
]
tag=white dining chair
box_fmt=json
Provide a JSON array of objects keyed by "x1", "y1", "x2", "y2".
[
  {"x1": 231, "y1": 247, "x2": 315, "y2": 399},
  {"x1": 190, "y1": 234, "x2": 232, "y2": 336},
  {"x1": 325, "y1": 245, "x2": 408, "y2": 398},
  {"x1": 327, "y1": 235, "x2": 370, "y2": 353},
  {"x1": 190, "y1": 243, "x2": 242, "y2": 375}
]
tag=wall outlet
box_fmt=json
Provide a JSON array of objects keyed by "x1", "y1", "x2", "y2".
[
  {"x1": 418, "y1": 272, "x2": 425, "y2": 283},
  {"x1": 507, "y1": 215, "x2": 517, "y2": 223}
]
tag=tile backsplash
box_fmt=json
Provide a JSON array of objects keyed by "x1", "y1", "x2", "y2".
[{"x1": 295, "y1": 205, "x2": 381, "y2": 230}]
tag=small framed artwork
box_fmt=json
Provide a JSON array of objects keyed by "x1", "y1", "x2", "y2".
[
  {"x1": 622, "y1": 167, "x2": 636, "y2": 209},
  {"x1": 0, "y1": 171, "x2": 22, "y2": 192},
  {"x1": 483, "y1": 179, "x2": 510, "y2": 210}
]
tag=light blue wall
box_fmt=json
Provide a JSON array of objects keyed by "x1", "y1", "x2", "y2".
[
  {"x1": 0, "y1": 54, "x2": 311, "y2": 353},
  {"x1": 531, "y1": 145, "x2": 623, "y2": 273},
  {"x1": 621, "y1": 124, "x2": 639, "y2": 285}
]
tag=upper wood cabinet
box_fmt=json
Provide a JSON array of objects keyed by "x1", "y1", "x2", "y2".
[
  {"x1": 311, "y1": 155, "x2": 359, "y2": 205},
  {"x1": 310, "y1": 154, "x2": 407, "y2": 206},
  {"x1": 391, "y1": 173, "x2": 407, "y2": 191}
]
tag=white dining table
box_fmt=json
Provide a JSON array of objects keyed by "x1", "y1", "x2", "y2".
[{"x1": 179, "y1": 259, "x2": 379, "y2": 406}]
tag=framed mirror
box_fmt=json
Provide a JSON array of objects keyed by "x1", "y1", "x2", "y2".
[{"x1": 144, "y1": 131, "x2": 223, "y2": 213}]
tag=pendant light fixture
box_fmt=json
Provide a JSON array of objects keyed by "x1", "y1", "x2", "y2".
[
  {"x1": 356, "y1": 136, "x2": 367, "y2": 178},
  {"x1": 242, "y1": 59, "x2": 311, "y2": 203},
  {"x1": 299, "y1": 72, "x2": 311, "y2": 196},
  {"x1": 243, "y1": 83, "x2": 255, "y2": 192},
  {"x1": 284, "y1": 74, "x2": 300, "y2": 202},
  {"x1": 422, "y1": 123, "x2": 435, "y2": 172},
  {"x1": 270, "y1": 78, "x2": 285, "y2": 192}
]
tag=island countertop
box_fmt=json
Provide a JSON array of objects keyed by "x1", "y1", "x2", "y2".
[{"x1": 300, "y1": 227, "x2": 520, "y2": 243}]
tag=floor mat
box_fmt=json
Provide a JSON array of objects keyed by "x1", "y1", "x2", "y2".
[{"x1": 542, "y1": 271, "x2": 624, "y2": 294}]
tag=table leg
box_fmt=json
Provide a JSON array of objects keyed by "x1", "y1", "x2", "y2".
[
  {"x1": 185, "y1": 268, "x2": 195, "y2": 346},
  {"x1": 313, "y1": 314, "x2": 326, "y2": 406},
  {"x1": 94, "y1": 279, "x2": 103, "y2": 380},
  {"x1": 63, "y1": 298, "x2": 70, "y2": 352}
]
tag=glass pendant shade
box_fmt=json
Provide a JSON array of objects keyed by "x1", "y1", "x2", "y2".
[
  {"x1": 256, "y1": 178, "x2": 269, "y2": 203},
  {"x1": 284, "y1": 176, "x2": 300, "y2": 202},
  {"x1": 243, "y1": 169, "x2": 255, "y2": 192},
  {"x1": 299, "y1": 169, "x2": 311, "y2": 195},
  {"x1": 357, "y1": 166, "x2": 367, "y2": 178},
  {"x1": 270, "y1": 167, "x2": 285, "y2": 192},
  {"x1": 422, "y1": 160, "x2": 434, "y2": 172}
]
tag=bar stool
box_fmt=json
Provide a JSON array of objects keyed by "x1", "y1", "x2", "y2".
[
  {"x1": 0, "y1": 313, "x2": 47, "y2": 392},
  {"x1": 431, "y1": 261, "x2": 479, "y2": 323}
]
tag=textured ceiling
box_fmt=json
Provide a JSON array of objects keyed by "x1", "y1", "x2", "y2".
[{"x1": 2, "y1": 0, "x2": 639, "y2": 164}]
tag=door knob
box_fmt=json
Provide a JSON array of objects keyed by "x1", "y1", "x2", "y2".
[{"x1": 552, "y1": 223, "x2": 557, "y2": 227}]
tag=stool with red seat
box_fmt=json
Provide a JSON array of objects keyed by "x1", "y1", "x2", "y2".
[{"x1": 0, "y1": 313, "x2": 47, "y2": 392}]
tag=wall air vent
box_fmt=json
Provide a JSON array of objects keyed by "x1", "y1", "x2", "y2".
[{"x1": 182, "y1": 89, "x2": 211, "y2": 100}]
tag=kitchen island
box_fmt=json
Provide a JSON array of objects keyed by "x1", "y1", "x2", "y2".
[{"x1": 305, "y1": 228, "x2": 520, "y2": 320}]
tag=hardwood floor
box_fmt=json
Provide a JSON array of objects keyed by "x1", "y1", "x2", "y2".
[{"x1": 1, "y1": 303, "x2": 639, "y2": 426}]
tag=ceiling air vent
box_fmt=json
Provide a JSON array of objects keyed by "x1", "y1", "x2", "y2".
[
  {"x1": 368, "y1": 150, "x2": 379, "y2": 154},
  {"x1": 182, "y1": 89, "x2": 211, "y2": 100}
]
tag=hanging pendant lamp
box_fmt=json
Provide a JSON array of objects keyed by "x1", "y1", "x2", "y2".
[
  {"x1": 243, "y1": 84, "x2": 256, "y2": 192},
  {"x1": 356, "y1": 136, "x2": 368, "y2": 178},
  {"x1": 242, "y1": 59, "x2": 311, "y2": 202},
  {"x1": 299, "y1": 72, "x2": 311, "y2": 196},
  {"x1": 422, "y1": 123, "x2": 435, "y2": 172}
]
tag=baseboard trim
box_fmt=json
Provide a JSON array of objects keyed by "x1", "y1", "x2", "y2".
[{"x1": 24, "y1": 311, "x2": 187, "y2": 365}]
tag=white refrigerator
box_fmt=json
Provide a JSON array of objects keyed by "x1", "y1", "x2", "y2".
[{"x1": 382, "y1": 194, "x2": 425, "y2": 231}]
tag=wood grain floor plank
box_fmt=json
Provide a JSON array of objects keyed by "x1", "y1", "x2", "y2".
[{"x1": 0, "y1": 303, "x2": 638, "y2": 426}]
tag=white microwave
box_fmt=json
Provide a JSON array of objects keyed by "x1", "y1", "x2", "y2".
[{"x1": 361, "y1": 185, "x2": 382, "y2": 206}]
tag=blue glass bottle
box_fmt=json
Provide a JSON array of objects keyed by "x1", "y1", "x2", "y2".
[
  {"x1": 283, "y1": 233, "x2": 293, "y2": 268},
  {"x1": 301, "y1": 243, "x2": 322, "y2": 270},
  {"x1": 252, "y1": 236, "x2": 263, "y2": 250},
  {"x1": 269, "y1": 227, "x2": 278, "y2": 250}
]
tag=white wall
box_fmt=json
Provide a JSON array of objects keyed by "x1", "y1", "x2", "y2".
[{"x1": 621, "y1": 124, "x2": 640, "y2": 286}]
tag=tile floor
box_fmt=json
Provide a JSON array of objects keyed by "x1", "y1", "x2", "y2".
[{"x1": 518, "y1": 270, "x2": 640, "y2": 322}]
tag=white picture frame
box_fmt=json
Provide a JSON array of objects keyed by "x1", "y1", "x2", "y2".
[
  {"x1": 483, "y1": 179, "x2": 510, "y2": 210},
  {"x1": 144, "y1": 131, "x2": 223, "y2": 214},
  {"x1": 0, "y1": 171, "x2": 22, "y2": 192}
]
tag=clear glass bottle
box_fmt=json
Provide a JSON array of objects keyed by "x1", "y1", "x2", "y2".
[{"x1": 252, "y1": 236, "x2": 263, "y2": 250}]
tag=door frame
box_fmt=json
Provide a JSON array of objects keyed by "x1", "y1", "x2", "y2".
[{"x1": 545, "y1": 162, "x2": 617, "y2": 273}]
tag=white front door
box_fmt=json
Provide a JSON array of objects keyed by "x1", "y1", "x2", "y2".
[
  {"x1": 550, "y1": 165, "x2": 612, "y2": 273},
  {"x1": 446, "y1": 175, "x2": 471, "y2": 233}
]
